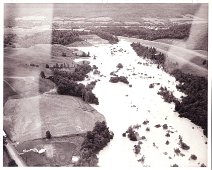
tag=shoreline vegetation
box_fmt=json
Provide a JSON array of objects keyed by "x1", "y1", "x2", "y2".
[
  {"x1": 3, "y1": 2, "x2": 209, "y2": 167},
  {"x1": 4, "y1": 24, "x2": 193, "y2": 48},
  {"x1": 74, "y1": 121, "x2": 114, "y2": 167},
  {"x1": 47, "y1": 63, "x2": 99, "y2": 105},
  {"x1": 95, "y1": 24, "x2": 191, "y2": 41},
  {"x1": 3, "y1": 22, "x2": 208, "y2": 166},
  {"x1": 131, "y1": 42, "x2": 208, "y2": 136}
]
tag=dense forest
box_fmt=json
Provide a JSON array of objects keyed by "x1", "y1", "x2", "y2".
[
  {"x1": 157, "y1": 86, "x2": 178, "y2": 104},
  {"x1": 131, "y1": 42, "x2": 166, "y2": 67},
  {"x1": 75, "y1": 121, "x2": 114, "y2": 166},
  {"x1": 98, "y1": 24, "x2": 191, "y2": 40},
  {"x1": 131, "y1": 43, "x2": 208, "y2": 137},
  {"x1": 171, "y1": 70, "x2": 208, "y2": 136},
  {"x1": 48, "y1": 64, "x2": 99, "y2": 104},
  {"x1": 90, "y1": 29, "x2": 119, "y2": 44},
  {"x1": 51, "y1": 64, "x2": 92, "y2": 81},
  {"x1": 51, "y1": 30, "x2": 83, "y2": 45}
]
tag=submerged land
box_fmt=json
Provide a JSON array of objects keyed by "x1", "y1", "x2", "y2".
[{"x1": 3, "y1": 3, "x2": 208, "y2": 167}]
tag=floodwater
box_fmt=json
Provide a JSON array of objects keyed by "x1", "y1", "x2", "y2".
[{"x1": 74, "y1": 39, "x2": 207, "y2": 167}]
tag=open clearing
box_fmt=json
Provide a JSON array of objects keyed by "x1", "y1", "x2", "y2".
[
  {"x1": 3, "y1": 80, "x2": 18, "y2": 105},
  {"x1": 4, "y1": 94, "x2": 105, "y2": 143},
  {"x1": 3, "y1": 44, "x2": 76, "y2": 104},
  {"x1": 3, "y1": 38, "x2": 108, "y2": 166},
  {"x1": 4, "y1": 44, "x2": 76, "y2": 68},
  {"x1": 15, "y1": 135, "x2": 84, "y2": 166}
]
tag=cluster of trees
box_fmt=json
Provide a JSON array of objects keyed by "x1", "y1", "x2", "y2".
[
  {"x1": 116, "y1": 63, "x2": 123, "y2": 69},
  {"x1": 80, "y1": 52, "x2": 90, "y2": 57},
  {"x1": 51, "y1": 63, "x2": 71, "y2": 69},
  {"x1": 97, "y1": 24, "x2": 191, "y2": 40},
  {"x1": 123, "y1": 126, "x2": 139, "y2": 141},
  {"x1": 157, "y1": 86, "x2": 178, "y2": 103},
  {"x1": 91, "y1": 29, "x2": 119, "y2": 44},
  {"x1": 134, "y1": 143, "x2": 141, "y2": 154},
  {"x1": 109, "y1": 76, "x2": 129, "y2": 84},
  {"x1": 131, "y1": 42, "x2": 166, "y2": 67},
  {"x1": 172, "y1": 70, "x2": 208, "y2": 136},
  {"x1": 51, "y1": 76, "x2": 99, "y2": 104},
  {"x1": 171, "y1": 164, "x2": 179, "y2": 167},
  {"x1": 178, "y1": 135, "x2": 190, "y2": 150},
  {"x1": 51, "y1": 30, "x2": 83, "y2": 45},
  {"x1": 40, "y1": 71, "x2": 46, "y2": 79},
  {"x1": 4, "y1": 33, "x2": 17, "y2": 46},
  {"x1": 30, "y1": 63, "x2": 39, "y2": 67},
  {"x1": 75, "y1": 121, "x2": 114, "y2": 166},
  {"x1": 46, "y1": 130, "x2": 52, "y2": 139},
  {"x1": 190, "y1": 154, "x2": 197, "y2": 160},
  {"x1": 51, "y1": 64, "x2": 92, "y2": 81},
  {"x1": 86, "y1": 81, "x2": 97, "y2": 91},
  {"x1": 174, "y1": 148, "x2": 181, "y2": 156},
  {"x1": 48, "y1": 64, "x2": 99, "y2": 104}
]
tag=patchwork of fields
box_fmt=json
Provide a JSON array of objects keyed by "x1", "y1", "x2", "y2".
[{"x1": 3, "y1": 3, "x2": 208, "y2": 166}]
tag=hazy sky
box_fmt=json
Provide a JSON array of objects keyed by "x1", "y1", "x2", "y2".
[{"x1": 4, "y1": 3, "x2": 208, "y2": 21}]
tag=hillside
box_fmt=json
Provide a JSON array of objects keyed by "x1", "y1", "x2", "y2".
[{"x1": 4, "y1": 94, "x2": 105, "y2": 143}]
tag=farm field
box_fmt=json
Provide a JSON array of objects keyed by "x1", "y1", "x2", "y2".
[
  {"x1": 3, "y1": 37, "x2": 107, "y2": 166},
  {"x1": 16, "y1": 135, "x2": 85, "y2": 166},
  {"x1": 3, "y1": 3, "x2": 209, "y2": 168},
  {"x1": 4, "y1": 94, "x2": 105, "y2": 142}
]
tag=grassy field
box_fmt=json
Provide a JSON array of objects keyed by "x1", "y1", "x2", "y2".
[
  {"x1": 3, "y1": 42, "x2": 105, "y2": 143},
  {"x1": 3, "y1": 40, "x2": 107, "y2": 166},
  {"x1": 3, "y1": 81, "x2": 18, "y2": 105},
  {"x1": 3, "y1": 44, "x2": 76, "y2": 102},
  {"x1": 4, "y1": 94, "x2": 105, "y2": 143},
  {"x1": 4, "y1": 44, "x2": 76, "y2": 66},
  {"x1": 15, "y1": 135, "x2": 84, "y2": 166}
]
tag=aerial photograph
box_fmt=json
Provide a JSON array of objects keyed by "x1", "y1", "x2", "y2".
[{"x1": 3, "y1": 2, "x2": 210, "y2": 167}]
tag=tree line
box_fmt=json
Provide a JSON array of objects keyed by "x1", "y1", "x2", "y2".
[
  {"x1": 75, "y1": 121, "x2": 114, "y2": 166},
  {"x1": 97, "y1": 24, "x2": 191, "y2": 40},
  {"x1": 131, "y1": 43, "x2": 208, "y2": 136},
  {"x1": 47, "y1": 63, "x2": 99, "y2": 104},
  {"x1": 131, "y1": 42, "x2": 166, "y2": 67},
  {"x1": 51, "y1": 30, "x2": 83, "y2": 45},
  {"x1": 172, "y1": 70, "x2": 208, "y2": 136}
]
